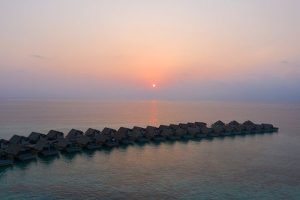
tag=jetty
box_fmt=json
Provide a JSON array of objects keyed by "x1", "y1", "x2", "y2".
[{"x1": 0, "y1": 120, "x2": 278, "y2": 167}]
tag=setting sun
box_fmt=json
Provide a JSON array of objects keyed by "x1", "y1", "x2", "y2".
[{"x1": 152, "y1": 84, "x2": 156, "y2": 88}]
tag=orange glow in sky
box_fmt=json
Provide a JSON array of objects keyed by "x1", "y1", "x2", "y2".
[{"x1": 0, "y1": 1, "x2": 299, "y2": 100}]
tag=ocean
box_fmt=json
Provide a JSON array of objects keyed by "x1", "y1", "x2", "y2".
[{"x1": 0, "y1": 100, "x2": 299, "y2": 199}]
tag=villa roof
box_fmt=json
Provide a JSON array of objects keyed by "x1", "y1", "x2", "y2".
[
  {"x1": 102, "y1": 128, "x2": 117, "y2": 135},
  {"x1": 158, "y1": 125, "x2": 169, "y2": 130},
  {"x1": 243, "y1": 120, "x2": 255, "y2": 126},
  {"x1": 85, "y1": 128, "x2": 101, "y2": 137},
  {"x1": 66, "y1": 129, "x2": 84, "y2": 139},
  {"x1": 212, "y1": 120, "x2": 225, "y2": 127},
  {"x1": 195, "y1": 122, "x2": 207, "y2": 127},
  {"x1": 9, "y1": 135, "x2": 28, "y2": 145},
  {"x1": 132, "y1": 126, "x2": 145, "y2": 132},
  {"x1": 228, "y1": 120, "x2": 240, "y2": 126},
  {"x1": 117, "y1": 127, "x2": 130, "y2": 134},
  {"x1": 28, "y1": 132, "x2": 47, "y2": 142},
  {"x1": 179, "y1": 123, "x2": 189, "y2": 129},
  {"x1": 47, "y1": 130, "x2": 64, "y2": 138},
  {"x1": 169, "y1": 124, "x2": 179, "y2": 129}
]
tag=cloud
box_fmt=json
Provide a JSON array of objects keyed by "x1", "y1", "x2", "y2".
[
  {"x1": 280, "y1": 60, "x2": 289, "y2": 64},
  {"x1": 30, "y1": 54, "x2": 46, "y2": 60}
]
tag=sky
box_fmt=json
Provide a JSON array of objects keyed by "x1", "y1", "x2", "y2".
[{"x1": 0, "y1": 0, "x2": 299, "y2": 102}]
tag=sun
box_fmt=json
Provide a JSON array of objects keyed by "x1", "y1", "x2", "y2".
[{"x1": 152, "y1": 83, "x2": 156, "y2": 88}]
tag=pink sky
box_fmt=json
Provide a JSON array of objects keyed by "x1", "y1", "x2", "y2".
[{"x1": 0, "y1": 0, "x2": 299, "y2": 101}]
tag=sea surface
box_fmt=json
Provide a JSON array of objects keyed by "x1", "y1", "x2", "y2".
[{"x1": 0, "y1": 100, "x2": 299, "y2": 200}]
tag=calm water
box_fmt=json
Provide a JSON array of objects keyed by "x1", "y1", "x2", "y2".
[{"x1": 0, "y1": 100, "x2": 299, "y2": 200}]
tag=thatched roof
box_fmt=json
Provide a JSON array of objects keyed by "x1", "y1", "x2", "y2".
[
  {"x1": 227, "y1": 121, "x2": 240, "y2": 127},
  {"x1": 117, "y1": 127, "x2": 130, "y2": 135},
  {"x1": 243, "y1": 120, "x2": 255, "y2": 127},
  {"x1": 145, "y1": 126, "x2": 159, "y2": 138},
  {"x1": 169, "y1": 124, "x2": 179, "y2": 130},
  {"x1": 28, "y1": 132, "x2": 47, "y2": 143},
  {"x1": 211, "y1": 120, "x2": 225, "y2": 128},
  {"x1": 47, "y1": 130, "x2": 64, "y2": 139},
  {"x1": 187, "y1": 123, "x2": 197, "y2": 128},
  {"x1": 66, "y1": 129, "x2": 84, "y2": 140},
  {"x1": 195, "y1": 122, "x2": 207, "y2": 127},
  {"x1": 128, "y1": 130, "x2": 142, "y2": 140},
  {"x1": 131, "y1": 127, "x2": 145, "y2": 138},
  {"x1": 132, "y1": 126, "x2": 145, "y2": 134},
  {"x1": 179, "y1": 123, "x2": 189, "y2": 129},
  {"x1": 158, "y1": 125, "x2": 169, "y2": 130},
  {"x1": 261, "y1": 123, "x2": 274, "y2": 129},
  {"x1": 114, "y1": 127, "x2": 130, "y2": 140},
  {"x1": 9, "y1": 135, "x2": 29, "y2": 145},
  {"x1": 85, "y1": 128, "x2": 101, "y2": 138},
  {"x1": 102, "y1": 128, "x2": 116, "y2": 135}
]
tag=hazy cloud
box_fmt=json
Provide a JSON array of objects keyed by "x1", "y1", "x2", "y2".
[{"x1": 30, "y1": 54, "x2": 46, "y2": 60}]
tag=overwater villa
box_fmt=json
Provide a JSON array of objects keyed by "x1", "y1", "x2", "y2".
[
  {"x1": 66, "y1": 129, "x2": 84, "y2": 141},
  {"x1": 84, "y1": 128, "x2": 102, "y2": 150},
  {"x1": 5, "y1": 144, "x2": 36, "y2": 161},
  {"x1": 187, "y1": 126, "x2": 201, "y2": 138},
  {"x1": 225, "y1": 120, "x2": 240, "y2": 135},
  {"x1": 261, "y1": 123, "x2": 278, "y2": 132},
  {"x1": 0, "y1": 150, "x2": 14, "y2": 166},
  {"x1": 242, "y1": 120, "x2": 256, "y2": 134},
  {"x1": 114, "y1": 127, "x2": 133, "y2": 145},
  {"x1": 33, "y1": 140, "x2": 59, "y2": 157},
  {"x1": 9, "y1": 135, "x2": 30, "y2": 145},
  {"x1": 102, "y1": 128, "x2": 119, "y2": 147},
  {"x1": 28, "y1": 132, "x2": 48, "y2": 144},
  {"x1": 159, "y1": 126, "x2": 174, "y2": 139},
  {"x1": 85, "y1": 128, "x2": 101, "y2": 138},
  {"x1": 194, "y1": 122, "x2": 207, "y2": 128},
  {"x1": 47, "y1": 130, "x2": 64, "y2": 141},
  {"x1": 145, "y1": 126, "x2": 163, "y2": 141},
  {"x1": 168, "y1": 124, "x2": 182, "y2": 140},
  {"x1": 0, "y1": 139, "x2": 9, "y2": 150},
  {"x1": 132, "y1": 126, "x2": 148, "y2": 143},
  {"x1": 179, "y1": 123, "x2": 189, "y2": 130},
  {"x1": 66, "y1": 129, "x2": 89, "y2": 148},
  {"x1": 0, "y1": 121, "x2": 279, "y2": 165},
  {"x1": 128, "y1": 127, "x2": 143, "y2": 142},
  {"x1": 200, "y1": 126, "x2": 212, "y2": 137},
  {"x1": 114, "y1": 127, "x2": 129, "y2": 141},
  {"x1": 54, "y1": 138, "x2": 81, "y2": 153},
  {"x1": 211, "y1": 120, "x2": 226, "y2": 137},
  {"x1": 170, "y1": 125, "x2": 188, "y2": 139}
]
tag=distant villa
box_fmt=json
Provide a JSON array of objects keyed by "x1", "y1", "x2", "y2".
[{"x1": 0, "y1": 121, "x2": 278, "y2": 167}]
